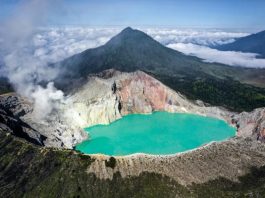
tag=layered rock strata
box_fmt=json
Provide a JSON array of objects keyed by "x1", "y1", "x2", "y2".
[
  {"x1": 67, "y1": 69, "x2": 233, "y2": 128},
  {"x1": 87, "y1": 137, "x2": 265, "y2": 186},
  {"x1": 0, "y1": 93, "x2": 87, "y2": 148},
  {"x1": 233, "y1": 108, "x2": 265, "y2": 140},
  {"x1": 0, "y1": 70, "x2": 264, "y2": 148},
  {"x1": 1, "y1": 129, "x2": 265, "y2": 197}
]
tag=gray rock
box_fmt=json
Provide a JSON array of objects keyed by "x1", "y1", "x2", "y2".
[{"x1": 0, "y1": 70, "x2": 264, "y2": 149}]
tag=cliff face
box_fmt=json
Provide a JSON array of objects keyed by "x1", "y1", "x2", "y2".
[
  {"x1": 1, "y1": 70, "x2": 265, "y2": 197},
  {"x1": 67, "y1": 69, "x2": 265, "y2": 140},
  {"x1": 233, "y1": 108, "x2": 265, "y2": 140},
  {"x1": 0, "y1": 69, "x2": 264, "y2": 149},
  {"x1": 67, "y1": 70, "x2": 233, "y2": 128},
  {"x1": 87, "y1": 137, "x2": 265, "y2": 186},
  {"x1": 1, "y1": 129, "x2": 265, "y2": 197},
  {"x1": 0, "y1": 94, "x2": 87, "y2": 149},
  {"x1": 0, "y1": 94, "x2": 45, "y2": 145}
]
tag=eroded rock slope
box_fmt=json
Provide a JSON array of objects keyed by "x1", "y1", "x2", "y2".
[
  {"x1": 1, "y1": 70, "x2": 265, "y2": 197},
  {"x1": 0, "y1": 70, "x2": 265, "y2": 149}
]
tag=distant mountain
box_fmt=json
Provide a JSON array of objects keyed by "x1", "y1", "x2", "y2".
[
  {"x1": 217, "y1": 30, "x2": 265, "y2": 58},
  {"x1": 57, "y1": 27, "x2": 205, "y2": 78},
  {"x1": 55, "y1": 27, "x2": 265, "y2": 111}
]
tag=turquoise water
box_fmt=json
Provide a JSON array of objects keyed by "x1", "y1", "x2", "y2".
[{"x1": 76, "y1": 112, "x2": 235, "y2": 156}]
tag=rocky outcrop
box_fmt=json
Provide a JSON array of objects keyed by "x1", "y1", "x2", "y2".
[
  {"x1": 1, "y1": 70, "x2": 265, "y2": 196},
  {"x1": 0, "y1": 93, "x2": 87, "y2": 149},
  {"x1": 0, "y1": 95, "x2": 45, "y2": 146},
  {"x1": 67, "y1": 70, "x2": 233, "y2": 128},
  {"x1": 1, "y1": 129, "x2": 265, "y2": 197},
  {"x1": 67, "y1": 69, "x2": 265, "y2": 141},
  {"x1": 87, "y1": 137, "x2": 265, "y2": 186},
  {"x1": 1, "y1": 69, "x2": 264, "y2": 149},
  {"x1": 233, "y1": 108, "x2": 265, "y2": 140}
]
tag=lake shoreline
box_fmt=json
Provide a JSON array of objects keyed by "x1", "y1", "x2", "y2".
[{"x1": 76, "y1": 111, "x2": 236, "y2": 156}]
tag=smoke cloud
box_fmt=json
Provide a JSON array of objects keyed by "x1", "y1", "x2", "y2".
[
  {"x1": 0, "y1": 0, "x2": 64, "y2": 120},
  {"x1": 1, "y1": 0, "x2": 264, "y2": 121}
]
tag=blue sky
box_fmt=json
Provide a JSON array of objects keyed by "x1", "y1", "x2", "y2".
[{"x1": 1, "y1": 0, "x2": 265, "y2": 29}]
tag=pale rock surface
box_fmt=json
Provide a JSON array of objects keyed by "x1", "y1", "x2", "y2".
[
  {"x1": 87, "y1": 137, "x2": 265, "y2": 185},
  {"x1": 67, "y1": 70, "x2": 234, "y2": 128},
  {"x1": 233, "y1": 108, "x2": 265, "y2": 140},
  {"x1": 0, "y1": 93, "x2": 87, "y2": 148},
  {"x1": 0, "y1": 70, "x2": 264, "y2": 148},
  {"x1": 1, "y1": 70, "x2": 265, "y2": 186}
]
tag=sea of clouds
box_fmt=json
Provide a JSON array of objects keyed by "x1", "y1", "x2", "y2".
[
  {"x1": 2, "y1": 0, "x2": 264, "y2": 121},
  {"x1": 8, "y1": 26, "x2": 264, "y2": 68}
]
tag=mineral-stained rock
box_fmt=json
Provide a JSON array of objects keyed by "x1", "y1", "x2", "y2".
[
  {"x1": 0, "y1": 70, "x2": 265, "y2": 149},
  {"x1": 67, "y1": 70, "x2": 234, "y2": 128},
  {"x1": 0, "y1": 93, "x2": 87, "y2": 149},
  {"x1": 233, "y1": 108, "x2": 265, "y2": 140},
  {"x1": 1, "y1": 70, "x2": 265, "y2": 196},
  {"x1": 67, "y1": 70, "x2": 265, "y2": 141}
]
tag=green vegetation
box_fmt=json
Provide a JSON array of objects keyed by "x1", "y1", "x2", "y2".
[
  {"x1": 191, "y1": 166, "x2": 265, "y2": 197},
  {"x1": 1, "y1": 28, "x2": 265, "y2": 111},
  {"x1": 156, "y1": 74, "x2": 265, "y2": 112},
  {"x1": 0, "y1": 77, "x2": 13, "y2": 95},
  {"x1": 55, "y1": 27, "x2": 265, "y2": 112},
  {"x1": 1, "y1": 130, "x2": 265, "y2": 197},
  {"x1": 105, "y1": 157, "x2": 116, "y2": 169}
]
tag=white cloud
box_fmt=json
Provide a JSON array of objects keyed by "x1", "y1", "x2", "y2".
[
  {"x1": 24, "y1": 27, "x2": 251, "y2": 65},
  {"x1": 0, "y1": 0, "x2": 65, "y2": 120},
  {"x1": 31, "y1": 82, "x2": 64, "y2": 120},
  {"x1": 1, "y1": 26, "x2": 264, "y2": 88},
  {"x1": 31, "y1": 27, "x2": 120, "y2": 63},
  {"x1": 144, "y1": 28, "x2": 249, "y2": 46},
  {"x1": 167, "y1": 43, "x2": 265, "y2": 68}
]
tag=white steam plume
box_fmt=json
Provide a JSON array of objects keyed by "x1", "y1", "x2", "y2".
[{"x1": 0, "y1": 0, "x2": 64, "y2": 120}]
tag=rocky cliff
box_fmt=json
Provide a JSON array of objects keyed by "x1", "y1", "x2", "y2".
[
  {"x1": 1, "y1": 70, "x2": 264, "y2": 149},
  {"x1": 0, "y1": 93, "x2": 87, "y2": 148},
  {"x1": 67, "y1": 69, "x2": 233, "y2": 128},
  {"x1": 1, "y1": 128, "x2": 265, "y2": 197},
  {"x1": 64, "y1": 69, "x2": 265, "y2": 142},
  {"x1": 233, "y1": 108, "x2": 265, "y2": 140},
  {"x1": 87, "y1": 137, "x2": 265, "y2": 186},
  {"x1": 1, "y1": 70, "x2": 265, "y2": 197}
]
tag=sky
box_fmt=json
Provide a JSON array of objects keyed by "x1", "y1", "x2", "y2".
[
  {"x1": 1, "y1": 0, "x2": 265, "y2": 119},
  {"x1": 0, "y1": 0, "x2": 265, "y2": 30}
]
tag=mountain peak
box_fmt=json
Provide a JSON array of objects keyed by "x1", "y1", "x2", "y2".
[
  {"x1": 217, "y1": 29, "x2": 265, "y2": 58},
  {"x1": 116, "y1": 27, "x2": 144, "y2": 37},
  {"x1": 105, "y1": 27, "x2": 156, "y2": 47},
  {"x1": 121, "y1": 26, "x2": 134, "y2": 33}
]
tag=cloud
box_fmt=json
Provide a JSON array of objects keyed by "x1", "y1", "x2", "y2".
[
  {"x1": 27, "y1": 27, "x2": 263, "y2": 68},
  {"x1": 144, "y1": 28, "x2": 249, "y2": 46},
  {"x1": 167, "y1": 43, "x2": 265, "y2": 68},
  {"x1": 1, "y1": 24, "x2": 264, "y2": 106},
  {"x1": 31, "y1": 82, "x2": 64, "y2": 120},
  {"x1": 0, "y1": 0, "x2": 64, "y2": 120},
  {"x1": 31, "y1": 27, "x2": 120, "y2": 63},
  {"x1": 21, "y1": 27, "x2": 250, "y2": 65}
]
